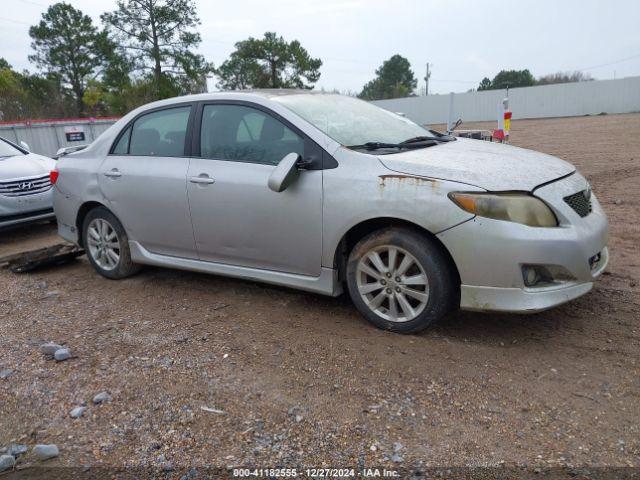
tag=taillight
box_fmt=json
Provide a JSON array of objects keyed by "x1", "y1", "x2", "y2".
[{"x1": 50, "y1": 169, "x2": 59, "y2": 184}]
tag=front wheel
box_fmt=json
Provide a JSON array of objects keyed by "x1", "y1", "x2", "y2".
[
  {"x1": 346, "y1": 227, "x2": 458, "y2": 333},
  {"x1": 82, "y1": 207, "x2": 141, "y2": 279}
]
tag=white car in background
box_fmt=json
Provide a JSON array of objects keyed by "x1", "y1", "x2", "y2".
[{"x1": 0, "y1": 137, "x2": 56, "y2": 230}]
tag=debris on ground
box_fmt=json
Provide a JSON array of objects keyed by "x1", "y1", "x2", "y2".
[
  {"x1": 0, "y1": 454, "x2": 16, "y2": 472},
  {"x1": 0, "y1": 243, "x2": 84, "y2": 273},
  {"x1": 92, "y1": 392, "x2": 110, "y2": 405},
  {"x1": 32, "y1": 444, "x2": 59, "y2": 461},
  {"x1": 70, "y1": 406, "x2": 87, "y2": 418}
]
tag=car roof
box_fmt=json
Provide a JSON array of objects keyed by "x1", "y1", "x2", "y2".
[{"x1": 138, "y1": 89, "x2": 335, "y2": 110}]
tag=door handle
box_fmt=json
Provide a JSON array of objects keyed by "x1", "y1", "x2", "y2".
[
  {"x1": 104, "y1": 169, "x2": 122, "y2": 178},
  {"x1": 189, "y1": 175, "x2": 215, "y2": 185}
]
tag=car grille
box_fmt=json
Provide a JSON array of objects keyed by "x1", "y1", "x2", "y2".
[
  {"x1": 0, "y1": 174, "x2": 52, "y2": 197},
  {"x1": 563, "y1": 190, "x2": 592, "y2": 217}
]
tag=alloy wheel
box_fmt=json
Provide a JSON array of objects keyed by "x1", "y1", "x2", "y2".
[
  {"x1": 87, "y1": 218, "x2": 121, "y2": 271},
  {"x1": 355, "y1": 245, "x2": 430, "y2": 322}
]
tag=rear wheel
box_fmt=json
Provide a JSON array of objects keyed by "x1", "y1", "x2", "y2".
[
  {"x1": 346, "y1": 227, "x2": 457, "y2": 333},
  {"x1": 82, "y1": 207, "x2": 140, "y2": 279}
]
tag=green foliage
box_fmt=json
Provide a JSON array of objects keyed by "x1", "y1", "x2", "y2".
[
  {"x1": 0, "y1": 63, "x2": 72, "y2": 121},
  {"x1": 101, "y1": 0, "x2": 211, "y2": 99},
  {"x1": 477, "y1": 77, "x2": 492, "y2": 91},
  {"x1": 476, "y1": 69, "x2": 535, "y2": 91},
  {"x1": 29, "y1": 2, "x2": 109, "y2": 115},
  {"x1": 537, "y1": 71, "x2": 593, "y2": 85},
  {"x1": 358, "y1": 55, "x2": 417, "y2": 100},
  {"x1": 215, "y1": 32, "x2": 322, "y2": 90},
  {"x1": 478, "y1": 69, "x2": 594, "y2": 91}
]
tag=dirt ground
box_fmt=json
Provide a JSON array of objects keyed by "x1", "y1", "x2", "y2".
[{"x1": 1, "y1": 113, "x2": 639, "y2": 477}]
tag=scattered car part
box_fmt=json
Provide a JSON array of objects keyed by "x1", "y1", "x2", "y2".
[{"x1": 0, "y1": 243, "x2": 84, "y2": 273}]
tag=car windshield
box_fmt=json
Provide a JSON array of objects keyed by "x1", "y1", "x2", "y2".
[
  {"x1": 273, "y1": 94, "x2": 436, "y2": 147},
  {"x1": 0, "y1": 138, "x2": 24, "y2": 158}
]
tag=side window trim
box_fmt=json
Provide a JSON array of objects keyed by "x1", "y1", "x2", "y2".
[
  {"x1": 109, "y1": 102, "x2": 196, "y2": 157},
  {"x1": 192, "y1": 100, "x2": 334, "y2": 170}
]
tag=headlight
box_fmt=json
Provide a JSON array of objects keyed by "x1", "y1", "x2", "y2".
[{"x1": 448, "y1": 192, "x2": 558, "y2": 227}]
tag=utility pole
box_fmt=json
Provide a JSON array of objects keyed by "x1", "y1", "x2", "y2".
[{"x1": 424, "y1": 63, "x2": 431, "y2": 96}]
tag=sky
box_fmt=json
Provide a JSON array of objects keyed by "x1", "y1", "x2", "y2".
[{"x1": 1, "y1": 0, "x2": 639, "y2": 95}]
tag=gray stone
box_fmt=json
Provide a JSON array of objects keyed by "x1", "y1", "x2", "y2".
[
  {"x1": 0, "y1": 455, "x2": 15, "y2": 472},
  {"x1": 70, "y1": 406, "x2": 87, "y2": 418},
  {"x1": 45, "y1": 290, "x2": 61, "y2": 298},
  {"x1": 295, "y1": 414, "x2": 303, "y2": 423},
  {"x1": 40, "y1": 342, "x2": 63, "y2": 356},
  {"x1": 162, "y1": 462, "x2": 175, "y2": 472},
  {"x1": 391, "y1": 453, "x2": 404, "y2": 463},
  {"x1": 93, "y1": 391, "x2": 110, "y2": 404},
  {"x1": 393, "y1": 442, "x2": 403, "y2": 452},
  {"x1": 54, "y1": 348, "x2": 71, "y2": 361},
  {"x1": 32, "y1": 444, "x2": 59, "y2": 461},
  {"x1": 0, "y1": 369, "x2": 13, "y2": 379},
  {"x1": 7, "y1": 443, "x2": 28, "y2": 457}
]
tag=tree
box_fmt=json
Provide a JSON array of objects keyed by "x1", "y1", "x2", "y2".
[
  {"x1": 477, "y1": 77, "x2": 492, "y2": 91},
  {"x1": 0, "y1": 61, "x2": 72, "y2": 121},
  {"x1": 101, "y1": 0, "x2": 211, "y2": 99},
  {"x1": 216, "y1": 32, "x2": 322, "y2": 90},
  {"x1": 29, "y1": 2, "x2": 109, "y2": 115},
  {"x1": 537, "y1": 71, "x2": 593, "y2": 85},
  {"x1": 358, "y1": 55, "x2": 417, "y2": 100}
]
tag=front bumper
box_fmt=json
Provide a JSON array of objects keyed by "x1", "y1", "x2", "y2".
[
  {"x1": 438, "y1": 172, "x2": 609, "y2": 313},
  {"x1": 0, "y1": 189, "x2": 54, "y2": 229}
]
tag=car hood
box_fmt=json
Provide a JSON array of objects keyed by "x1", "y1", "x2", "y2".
[
  {"x1": 0, "y1": 153, "x2": 56, "y2": 180},
  {"x1": 377, "y1": 137, "x2": 575, "y2": 191}
]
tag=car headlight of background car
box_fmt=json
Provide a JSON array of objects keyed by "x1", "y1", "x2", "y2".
[{"x1": 448, "y1": 192, "x2": 558, "y2": 227}]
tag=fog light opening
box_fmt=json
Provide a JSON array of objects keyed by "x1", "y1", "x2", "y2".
[{"x1": 522, "y1": 264, "x2": 575, "y2": 288}]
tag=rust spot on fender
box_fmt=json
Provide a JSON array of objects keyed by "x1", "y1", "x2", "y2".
[{"x1": 378, "y1": 174, "x2": 438, "y2": 187}]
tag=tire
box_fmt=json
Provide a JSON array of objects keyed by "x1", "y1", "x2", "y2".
[
  {"x1": 82, "y1": 207, "x2": 141, "y2": 279},
  {"x1": 346, "y1": 227, "x2": 457, "y2": 333}
]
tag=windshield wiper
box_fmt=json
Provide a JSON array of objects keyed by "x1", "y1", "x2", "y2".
[
  {"x1": 348, "y1": 140, "x2": 438, "y2": 151},
  {"x1": 400, "y1": 134, "x2": 454, "y2": 144}
]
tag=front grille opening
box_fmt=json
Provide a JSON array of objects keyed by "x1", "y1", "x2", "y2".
[
  {"x1": 0, "y1": 174, "x2": 52, "y2": 197},
  {"x1": 563, "y1": 190, "x2": 592, "y2": 217}
]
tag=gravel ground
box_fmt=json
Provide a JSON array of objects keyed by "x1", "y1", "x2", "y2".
[{"x1": 1, "y1": 113, "x2": 639, "y2": 478}]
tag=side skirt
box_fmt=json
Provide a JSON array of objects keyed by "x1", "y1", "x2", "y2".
[{"x1": 129, "y1": 241, "x2": 343, "y2": 297}]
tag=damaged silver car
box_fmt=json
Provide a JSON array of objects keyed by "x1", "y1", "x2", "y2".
[{"x1": 52, "y1": 91, "x2": 608, "y2": 333}]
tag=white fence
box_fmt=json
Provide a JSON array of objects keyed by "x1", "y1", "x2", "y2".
[
  {"x1": 0, "y1": 117, "x2": 118, "y2": 157},
  {"x1": 372, "y1": 76, "x2": 640, "y2": 125}
]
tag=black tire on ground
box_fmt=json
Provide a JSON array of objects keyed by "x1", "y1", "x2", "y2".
[
  {"x1": 82, "y1": 206, "x2": 141, "y2": 280},
  {"x1": 346, "y1": 227, "x2": 458, "y2": 334}
]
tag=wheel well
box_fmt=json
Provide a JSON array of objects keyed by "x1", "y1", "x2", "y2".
[
  {"x1": 76, "y1": 201, "x2": 106, "y2": 246},
  {"x1": 334, "y1": 218, "x2": 461, "y2": 287}
]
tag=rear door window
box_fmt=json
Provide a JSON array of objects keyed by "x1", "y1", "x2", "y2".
[{"x1": 124, "y1": 106, "x2": 191, "y2": 157}]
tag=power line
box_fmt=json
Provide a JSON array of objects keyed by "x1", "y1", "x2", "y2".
[
  {"x1": 0, "y1": 16, "x2": 31, "y2": 25},
  {"x1": 574, "y1": 53, "x2": 640, "y2": 72},
  {"x1": 15, "y1": 0, "x2": 49, "y2": 7}
]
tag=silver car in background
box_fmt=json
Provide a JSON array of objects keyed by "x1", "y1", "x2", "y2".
[
  {"x1": 0, "y1": 137, "x2": 56, "y2": 230},
  {"x1": 52, "y1": 91, "x2": 609, "y2": 333}
]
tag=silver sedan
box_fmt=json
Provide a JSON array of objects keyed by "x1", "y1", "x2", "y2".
[{"x1": 52, "y1": 91, "x2": 608, "y2": 333}]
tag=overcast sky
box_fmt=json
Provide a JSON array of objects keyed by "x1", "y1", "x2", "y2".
[{"x1": 1, "y1": 0, "x2": 639, "y2": 94}]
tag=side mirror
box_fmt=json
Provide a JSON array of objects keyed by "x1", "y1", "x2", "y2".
[
  {"x1": 20, "y1": 141, "x2": 30, "y2": 151},
  {"x1": 268, "y1": 153, "x2": 302, "y2": 193}
]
